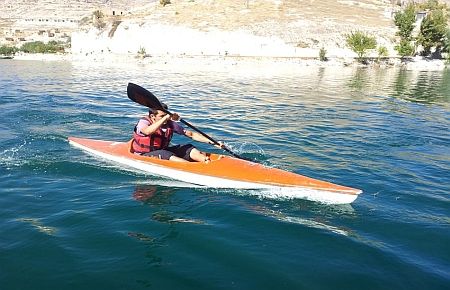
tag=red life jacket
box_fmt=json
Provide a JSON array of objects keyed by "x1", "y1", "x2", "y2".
[{"x1": 132, "y1": 116, "x2": 173, "y2": 154}]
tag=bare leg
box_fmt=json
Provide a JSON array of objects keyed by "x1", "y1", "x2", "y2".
[
  {"x1": 169, "y1": 155, "x2": 189, "y2": 162},
  {"x1": 189, "y1": 148, "x2": 209, "y2": 162}
]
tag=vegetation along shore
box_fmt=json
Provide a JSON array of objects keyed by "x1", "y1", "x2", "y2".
[{"x1": 1, "y1": 0, "x2": 449, "y2": 70}]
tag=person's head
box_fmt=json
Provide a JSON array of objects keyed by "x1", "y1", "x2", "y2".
[{"x1": 149, "y1": 103, "x2": 169, "y2": 123}]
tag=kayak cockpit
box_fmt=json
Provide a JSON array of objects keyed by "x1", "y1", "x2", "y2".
[{"x1": 127, "y1": 139, "x2": 224, "y2": 162}]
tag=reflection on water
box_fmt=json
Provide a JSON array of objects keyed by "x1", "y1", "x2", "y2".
[
  {"x1": 132, "y1": 184, "x2": 159, "y2": 202},
  {"x1": 132, "y1": 184, "x2": 178, "y2": 204},
  {"x1": 390, "y1": 69, "x2": 450, "y2": 104},
  {"x1": 344, "y1": 67, "x2": 450, "y2": 105},
  {"x1": 128, "y1": 227, "x2": 175, "y2": 268},
  {"x1": 16, "y1": 218, "x2": 57, "y2": 235},
  {"x1": 347, "y1": 67, "x2": 371, "y2": 92},
  {"x1": 133, "y1": 184, "x2": 206, "y2": 224},
  {"x1": 128, "y1": 231, "x2": 155, "y2": 243}
]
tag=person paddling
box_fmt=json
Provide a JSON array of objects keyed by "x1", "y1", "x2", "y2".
[{"x1": 132, "y1": 103, "x2": 223, "y2": 162}]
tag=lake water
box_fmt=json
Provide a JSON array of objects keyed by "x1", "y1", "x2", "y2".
[{"x1": 0, "y1": 59, "x2": 449, "y2": 289}]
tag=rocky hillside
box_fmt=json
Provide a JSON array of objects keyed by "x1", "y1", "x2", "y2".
[
  {"x1": 71, "y1": 0, "x2": 401, "y2": 57},
  {"x1": 0, "y1": 0, "x2": 395, "y2": 44},
  {"x1": 2, "y1": 0, "x2": 449, "y2": 57}
]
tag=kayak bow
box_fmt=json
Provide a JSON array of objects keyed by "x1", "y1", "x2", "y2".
[{"x1": 68, "y1": 137, "x2": 361, "y2": 204}]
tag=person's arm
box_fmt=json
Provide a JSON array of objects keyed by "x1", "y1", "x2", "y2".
[
  {"x1": 139, "y1": 115, "x2": 170, "y2": 135},
  {"x1": 170, "y1": 114, "x2": 225, "y2": 148},
  {"x1": 184, "y1": 129, "x2": 224, "y2": 148}
]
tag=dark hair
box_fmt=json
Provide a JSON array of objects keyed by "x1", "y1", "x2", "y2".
[{"x1": 149, "y1": 102, "x2": 168, "y2": 115}]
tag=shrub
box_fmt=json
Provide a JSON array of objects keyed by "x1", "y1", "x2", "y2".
[
  {"x1": 93, "y1": 10, "x2": 104, "y2": 19},
  {"x1": 65, "y1": 36, "x2": 72, "y2": 48},
  {"x1": 20, "y1": 41, "x2": 65, "y2": 53},
  {"x1": 395, "y1": 39, "x2": 415, "y2": 57},
  {"x1": 377, "y1": 46, "x2": 388, "y2": 61},
  {"x1": 80, "y1": 16, "x2": 91, "y2": 26},
  {"x1": 378, "y1": 46, "x2": 388, "y2": 57},
  {"x1": 319, "y1": 47, "x2": 327, "y2": 61},
  {"x1": 137, "y1": 46, "x2": 147, "y2": 58},
  {"x1": 21, "y1": 41, "x2": 46, "y2": 53},
  {"x1": 93, "y1": 10, "x2": 106, "y2": 29},
  {"x1": 0, "y1": 45, "x2": 17, "y2": 55},
  {"x1": 96, "y1": 20, "x2": 106, "y2": 29},
  {"x1": 160, "y1": 0, "x2": 171, "y2": 6},
  {"x1": 346, "y1": 30, "x2": 377, "y2": 61},
  {"x1": 417, "y1": 0, "x2": 447, "y2": 10},
  {"x1": 138, "y1": 46, "x2": 146, "y2": 55},
  {"x1": 296, "y1": 41, "x2": 309, "y2": 48}
]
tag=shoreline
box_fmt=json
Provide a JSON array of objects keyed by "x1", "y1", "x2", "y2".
[{"x1": 7, "y1": 52, "x2": 448, "y2": 72}]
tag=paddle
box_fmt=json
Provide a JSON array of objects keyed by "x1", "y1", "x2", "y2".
[{"x1": 127, "y1": 82, "x2": 250, "y2": 161}]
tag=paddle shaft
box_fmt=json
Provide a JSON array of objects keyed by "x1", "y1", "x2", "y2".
[
  {"x1": 160, "y1": 108, "x2": 249, "y2": 160},
  {"x1": 179, "y1": 119, "x2": 245, "y2": 159},
  {"x1": 127, "y1": 83, "x2": 251, "y2": 161}
]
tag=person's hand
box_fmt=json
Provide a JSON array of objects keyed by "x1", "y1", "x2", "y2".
[
  {"x1": 170, "y1": 113, "x2": 180, "y2": 121},
  {"x1": 214, "y1": 141, "x2": 225, "y2": 149}
]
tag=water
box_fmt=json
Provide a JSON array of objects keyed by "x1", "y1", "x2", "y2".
[{"x1": 0, "y1": 59, "x2": 449, "y2": 289}]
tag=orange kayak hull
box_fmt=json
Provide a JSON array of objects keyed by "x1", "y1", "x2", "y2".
[{"x1": 68, "y1": 137, "x2": 361, "y2": 204}]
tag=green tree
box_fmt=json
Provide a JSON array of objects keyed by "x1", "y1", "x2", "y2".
[
  {"x1": 417, "y1": 9, "x2": 448, "y2": 57},
  {"x1": 346, "y1": 31, "x2": 377, "y2": 61},
  {"x1": 393, "y1": 3, "x2": 418, "y2": 58},
  {"x1": 394, "y1": 3, "x2": 416, "y2": 40},
  {"x1": 444, "y1": 29, "x2": 450, "y2": 52},
  {"x1": 444, "y1": 29, "x2": 450, "y2": 62},
  {"x1": 395, "y1": 39, "x2": 415, "y2": 57}
]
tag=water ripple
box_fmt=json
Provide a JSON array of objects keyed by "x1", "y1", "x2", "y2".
[{"x1": 1, "y1": 60, "x2": 449, "y2": 289}]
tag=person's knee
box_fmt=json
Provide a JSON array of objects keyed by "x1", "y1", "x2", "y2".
[
  {"x1": 144, "y1": 150, "x2": 174, "y2": 160},
  {"x1": 189, "y1": 147, "x2": 201, "y2": 157},
  {"x1": 189, "y1": 148, "x2": 209, "y2": 162},
  {"x1": 160, "y1": 151, "x2": 175, "y2": 160},
  {"x1": 182, "y1": 144, "x2": 196, "y2": 161}
]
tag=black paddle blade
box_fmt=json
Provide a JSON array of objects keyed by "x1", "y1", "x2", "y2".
[
  {"x1": 127, "y1": 82, "x2": 164, "y2": 110},
  {"x1": 126, "y1": 83, "x2": 253, "y2": 162}
]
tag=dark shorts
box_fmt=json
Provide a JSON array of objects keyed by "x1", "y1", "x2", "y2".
[{"x1": 142, "y1": 144, "x2": 195, "y2": 161}]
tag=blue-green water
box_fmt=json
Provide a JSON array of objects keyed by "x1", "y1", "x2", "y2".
[{"x1": 0, "y1": 60, "x2": 449, "y2": 289}]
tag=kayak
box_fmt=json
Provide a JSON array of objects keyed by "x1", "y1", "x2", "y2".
[{"x1": 68, "y1": 137, "x2": 362, "y2": 204}]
